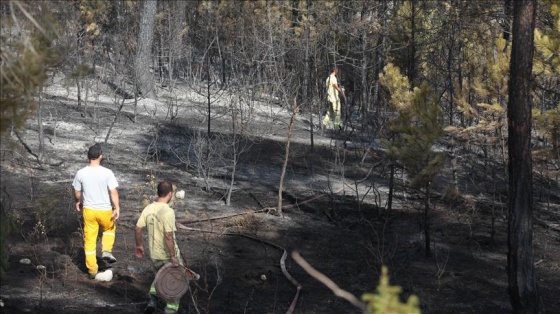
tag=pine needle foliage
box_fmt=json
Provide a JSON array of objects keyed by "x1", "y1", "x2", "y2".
[
  {"x1": 0, "y1": 1, "x2": 61, "y2": 278},
  {"x1": 445, "y1": 36, "x2": 510, "y2": 162},
  {"x1": 78, "y1": 0, "x2": 112, "y2": 39},
  {"x1": 380, "y1": 63, "x2": 446, "y2": 188},
  {"x1": 533, "y1": 105, "x2": 560, "y2": 159},
  {"x1": 533, "y1": 0, "x2": 560, "y2": 160},
  {"x1": 0, "y1": 3, "x2": 61, "y2": 136},
  {"x1": 362, "y1": 266, "x2": 421, "y2": 314},
  {"x1": 534, "y1": 0, "x2": 560, "y2": 77}
]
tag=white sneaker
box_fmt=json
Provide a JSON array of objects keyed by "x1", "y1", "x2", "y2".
[
  {"x1": 102, "y1": 251, "x2": 117, "y2": 263},
  {"x1": 94, "y1": 269, "x2": 113, "y2": 282}
]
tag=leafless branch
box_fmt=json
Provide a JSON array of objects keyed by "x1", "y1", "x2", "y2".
[{"x1": 291, "y1": 251, "x2": 366, "y2": 312}]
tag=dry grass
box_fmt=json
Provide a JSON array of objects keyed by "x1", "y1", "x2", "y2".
[{"x1": 224, "y1": 209, "x2": 262, "y2": 234}]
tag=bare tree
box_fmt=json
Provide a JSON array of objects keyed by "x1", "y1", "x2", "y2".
[
  {"x1": 224, "y1": 93, "x2": 254, "y2": 206},
  {"x1": 37, "y1": 91, "x2": 45, "y2": 162},
  {"x1": 278, "y1": 97, "x2": 298, "y2": 216},
  {"x1": 507, "y1": 0, "x2": 539, "y2": 313}
]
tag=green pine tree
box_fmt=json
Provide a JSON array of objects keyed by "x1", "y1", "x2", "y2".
[
  {"x1": 380, "y1": 63, "x2": 445, "y2": 256},
  {"x1": 0, "y1": 3, "x2": 60, "y2": 278},
  {"x1": 446, "y1": 36, "x2": 510, "y2": 167},
  {"x1": 533, "y1": 0, "x2": 560, "y2": 160}
]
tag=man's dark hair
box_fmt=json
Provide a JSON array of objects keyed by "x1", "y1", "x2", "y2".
[
  {"x1": 157, "y1": 181, "x2": 173, "y2": 197},
  {"x1": 87, "y1": 143, "x2": 102, "y2": 160}
]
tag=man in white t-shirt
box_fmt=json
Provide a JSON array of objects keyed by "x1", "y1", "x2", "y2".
[
  {"x1": 72, "y1": 143, "x2": 120, "y2": 281},
  {"x1": 322, "y1": 67, "x2": 345, "y2": 129}
]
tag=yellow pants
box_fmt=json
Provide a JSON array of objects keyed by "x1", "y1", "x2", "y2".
[
  {"x1": 322, "y1": 99, "x2": 341, "y2": 127},
  {"x1": 83, "y1": 207, "x2": 116, "y2": 275}
]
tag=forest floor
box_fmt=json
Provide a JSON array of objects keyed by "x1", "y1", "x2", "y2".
[{"x1": 1, "y1": 79, "x2": 560, "y2": 314}]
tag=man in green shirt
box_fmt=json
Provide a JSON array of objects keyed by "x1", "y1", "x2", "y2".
[{"x1": 135, "y1": 180, "x2": 184, "y2": 314}]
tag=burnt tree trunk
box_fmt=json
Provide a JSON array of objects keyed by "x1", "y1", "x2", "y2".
[
  {"x1": 507, "y1": 0, "x2": 539, "y2": 313},
  {"x1": 387, "y1": 163, "x2": 395, "y2": 212},
  {"x1": 407, "y1": 0, "x2": 417, "y2": 89},
  {"x1": 372, "y1": 0, "x2": 387, "y2": 116},
  {"x1": 134, "y1": 0, "x2": 157, "y2": 98},
  {"x1": 424, "y1": 181, "x2": 431, "y2": 257},
  {"x1": 37, "y1": 92, "x2": 44, "y2": 162},
  {"x1": 168, "y1": 1, "x2": 187, "y2": 88},
  {"x1": 360, "y1": 2, "x2": 371, "y2": 113},
  {"x1": 304, "y1": 0, "x2": 315, "y2": 168}
]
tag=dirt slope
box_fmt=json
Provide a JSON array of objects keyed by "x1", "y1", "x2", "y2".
[{"x1": 1, "y1": 81, "x2": 559, "y2": 314}]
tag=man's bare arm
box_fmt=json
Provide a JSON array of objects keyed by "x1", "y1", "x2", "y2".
[
  {"x1": 109, "y1": 188, "x2": 120, "y2": 220},
  {"x1": 164, "y1": 231, "x2": 179, "y2": 266},
  {"x1": 74, "y1": 190, "x2": 82, "y2": 211},
  {"x1": 134, "y1": 226, "x2": 144, "y2": 258}
]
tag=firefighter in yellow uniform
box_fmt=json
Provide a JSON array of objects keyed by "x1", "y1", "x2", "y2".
[
  {"x1": 322, "y1": 67, "x2": 345, "y2": 129},
  {"x1": 73, "y1": 143, "x2": 120, "y2": 281}
]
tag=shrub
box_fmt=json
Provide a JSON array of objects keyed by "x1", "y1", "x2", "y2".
[{"x1": 362, "y1": 266, "x2": 421, "y2": 314}]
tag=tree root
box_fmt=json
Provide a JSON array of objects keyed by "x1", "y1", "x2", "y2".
[
  {"x1": 224, "y1": 232, "x2": 302, "y2": 314},
  {"x1": 178, "y1": 185, "x2": 346, "y2": 225},
  {"x1": 177, "y1": 208, "x2": 269, "y2": 225}
]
